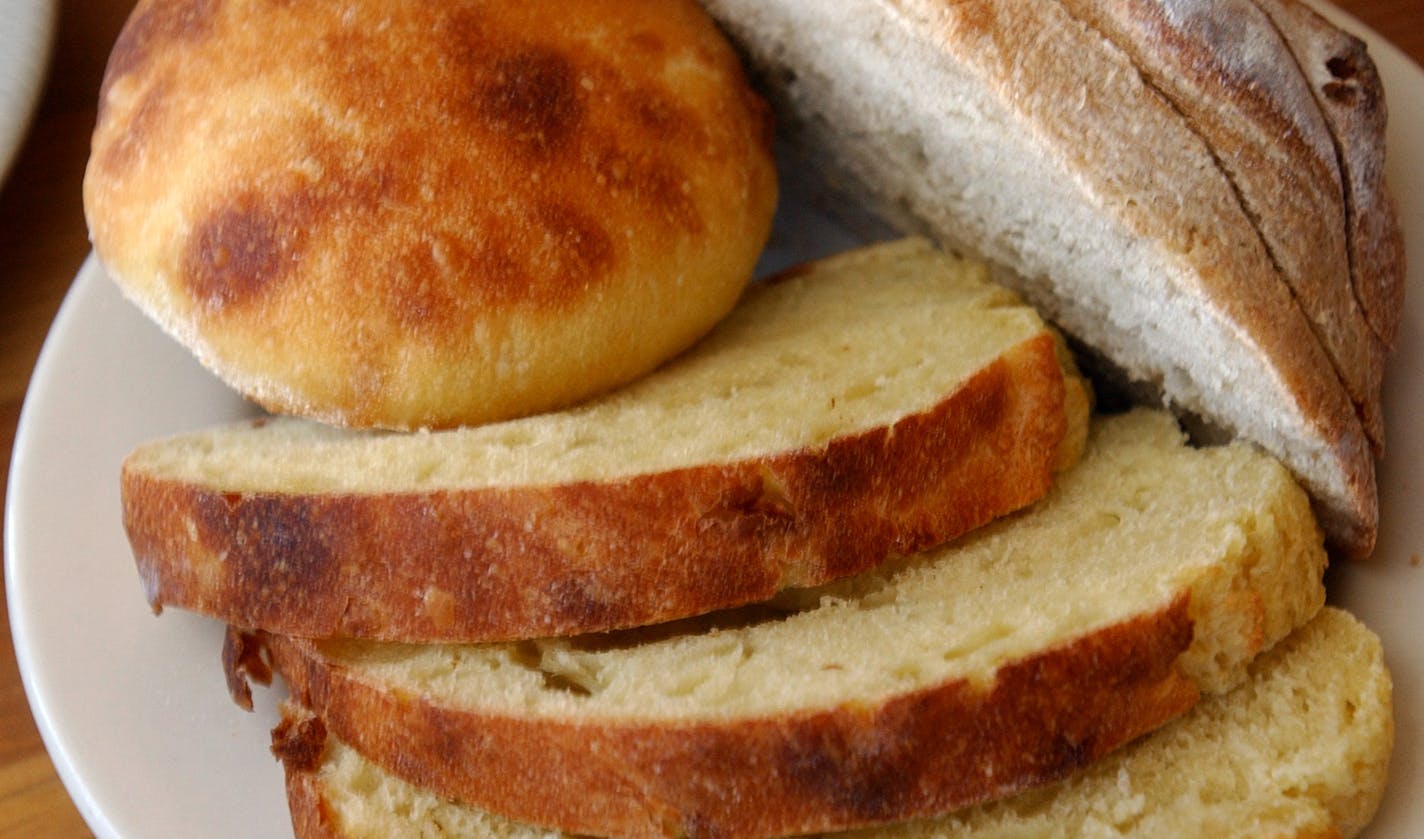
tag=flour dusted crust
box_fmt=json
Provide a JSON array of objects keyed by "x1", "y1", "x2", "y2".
[
  {"x1": 84, "y1": 0, "x2": 777, "y2": 429},
  {"x1": 697, "y1": 0, "x2": 1395, "y2": 557},
  {"x1": 1251, "y1": 0, "x2": 1406, "y2": 354},
  {"x1": 252, "y1": 410, "x2": 1329, "y2": 838}
]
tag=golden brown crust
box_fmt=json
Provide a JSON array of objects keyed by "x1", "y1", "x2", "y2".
[
  {"x1": 284, "y1": 772, "x2": 342, "y2": 839},
  {"x1": 85, "y1": 0, "x2": 777, "y2": 429},
  {"x1": 264, "y1": 597, "x2": 1200, "y2": 839},
  {"x1": 125, "y1": 333, "x2": 1071, "y2": 642}
]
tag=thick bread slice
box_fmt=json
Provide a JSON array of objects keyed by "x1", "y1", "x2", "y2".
[
  {"x1": 253, "y1": 410, "x2": 1328, "y2": 839},
  {"x1": 696, "y1": 0, "x2": 1389, "y2": 557},
  {"x1": 1055, "y1": 0, "x2": 1389, "y2": 453},
  {"x1": 1251, "y1": 0, "x2": 1407, "y2": 351},
  {"x1": 84, "y1": 0, "x2": 777, "y2": 430},
  {"x1": 122, "y1": 238, "x2": 1090, "y2": 642},
  {"x1": 273, "y1": 607, "x2": 1392, "y2": 839}
]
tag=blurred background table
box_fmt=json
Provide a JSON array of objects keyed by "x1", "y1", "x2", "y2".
[{"x1": 1, "y1": 1, "x2": 1420, "y2": 836}]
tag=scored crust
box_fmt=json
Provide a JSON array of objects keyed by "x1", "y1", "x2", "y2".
[
  {"x1": 697, "y1": 0, "x2": 1385, "y2": 557},
  {"x1": 1250, "y1": 0, "x2": 1406, "y2": 355},
  {"x1": 83, "y1": 0, "x2": 777, "y2": 430},
  {"x1": 1055, "y1": 0, "x2": 1389, "y2": 455}
]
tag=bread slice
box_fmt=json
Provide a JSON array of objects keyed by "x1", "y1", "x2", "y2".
[
  {"x1": 248, "y1": 409, "x2": 1328, "y2": 838},
  {"x1": 695, "y1": 0, "x2": 1398, "y2": 558},
  {"x1": 84, "y1": 0, "x2": 778, "y2": 430},
  {"x1": 123, "y1": 237, "x2": 1090, "y2": 642},
  {"x1": 272, "y1": 607, "x2": 1391, "y2": 839}
]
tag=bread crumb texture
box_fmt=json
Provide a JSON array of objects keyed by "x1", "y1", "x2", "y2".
[{"x1": 291, "y1": 609, "x2": 1390, "y2": 839}]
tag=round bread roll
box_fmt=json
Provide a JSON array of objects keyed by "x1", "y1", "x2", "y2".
[{"x1": 84, "y1": 0, "x2": 777, "y2": 429}]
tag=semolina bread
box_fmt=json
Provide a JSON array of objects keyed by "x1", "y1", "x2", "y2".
[
  {"x1": 83, "y1": 0, "x2": 777, "y2": 430},
  {"x1": 695, "y1": 0, "x2": 1403, "y2": 558},
  {"x1": 251, "y1": 409, "x2": 1329, "y2": 838},
  {"x1": 122, "y1": 238, "x2": 1090, "y2": 642},
  {"x1": 273, "y1": 607, "x2": 1393, "y2": 839}
]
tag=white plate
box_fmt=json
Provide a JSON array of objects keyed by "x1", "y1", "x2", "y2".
[
  {"x1": 8, "y1": 11, "x2": 1423, "y2": 839},
  {"x1": 0, "y1": 0, "x2": 56, "y2": 185}
]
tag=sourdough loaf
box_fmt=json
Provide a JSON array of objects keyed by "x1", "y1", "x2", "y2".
[
  {"x1": 84, "y1": 0, "x2": 777, "y2": 430},
  {"x1": 123, "y1": 238, "x2": 1090, "y2": 642},
  {"x1": 251, "y1": 409, "x2": 1328, "y2": 838},
  {"x1": 696, "y1": 0, "x2": 1402, "y2": 557},
  {"x1": 1055, "y1": 0, "x2": 1390, "y2": 452},
  {"x1": 1253, "y1": 0, "x2": 1406, "y2": 352},
  {"x1": 273, "y1": 607, "x2": 1391, "y2": 839}
]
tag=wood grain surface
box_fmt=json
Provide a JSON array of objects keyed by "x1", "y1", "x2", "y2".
[{"x1": 1, "y1": 1, "x2": 1419, "y2": 836}]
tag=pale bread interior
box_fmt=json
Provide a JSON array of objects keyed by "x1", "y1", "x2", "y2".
[
  {"x1": 697, "y1": 0, "x2": 1368, "y2": 550},
  {"x1": 315, "y1": 409, "x2": 1326, "y2": 720},
  {"x1": 296, "y1": 608, "x2": 1391, "y2": 839},
  {"x1": 124, "y1": 238, "x2": 1069, "y2": 493}
]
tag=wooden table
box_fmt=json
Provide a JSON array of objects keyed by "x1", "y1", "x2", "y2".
[{"x1": 1, "y1": 2, "x2": 1420, "y2": 836}]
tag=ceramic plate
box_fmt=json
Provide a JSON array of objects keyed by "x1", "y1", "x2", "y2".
[{"x1": 7, "y1": 8, "x2": 1422, "y2": 839}]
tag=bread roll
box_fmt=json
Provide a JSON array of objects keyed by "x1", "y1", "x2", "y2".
[{"x1": 84, "y1": 0, "x2": 777, "y2": 429}]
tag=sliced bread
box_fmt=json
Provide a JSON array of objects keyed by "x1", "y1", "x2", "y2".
[
  {"x1": 250, "y1": 409, "x2": 1328, "y2": 838},
  {"x1": 696, "y1": 0, "x2": 1402, "y2": 557},
  {"x1": 272, "y1": 607, "x2": 1392, "y2": 839},
  {"x1": 123, "y1": 237, "x2": 1090, "y2": 642}
]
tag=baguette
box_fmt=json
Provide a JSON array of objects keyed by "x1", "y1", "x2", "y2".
[
  {"x1": 250, "y1": 409, "x2": 1328, "y2": 838},
  {"x1": 696, "y1": 0, "x2": 1402, "y2": 557},
  {"x1": 124, "y1": 238, "x2": 1089, "y2": 642},
  {"x1": 273, "y1": 607, "x2": 1391, "y2": 839}
]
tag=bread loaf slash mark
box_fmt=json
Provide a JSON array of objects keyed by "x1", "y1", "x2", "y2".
[
  {"x1": 1247, "y1": 0, "x2": 1402, "y2": 354},
  {"x1": 1053, "y1": 0, "x2": 1380, "y2": 451},
  {"x1": 222, "y1": 626, "x2": 273, "y2": 712}
]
